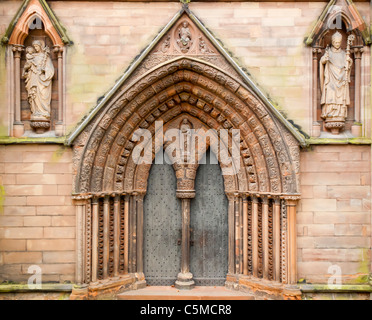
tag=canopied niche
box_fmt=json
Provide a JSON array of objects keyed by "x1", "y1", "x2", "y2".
[
  {"x1": 306, "y1": 0, "x2": 371, "y2": 137},
  {"x1": 69, "y1": 8, "x2": 303, "y2": 299},
  {"x1": 2, "y1": 0, "x2": 70, "y2": 137}
]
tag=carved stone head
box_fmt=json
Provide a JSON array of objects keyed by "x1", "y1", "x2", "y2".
[
  {"x1": 32, "y1": 40, "x2": 43, "y2": 52},
  {"x1": 331, "y1": 31, "x2": 342, "y2": 49}
]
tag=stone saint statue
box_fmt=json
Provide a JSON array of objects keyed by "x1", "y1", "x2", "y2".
[
  {"x1": 22, "y1": 40, "x2": 54, "y2": 132},
  {"x1": 319, "y1": 31, "x2": 353, "y2": 134}
]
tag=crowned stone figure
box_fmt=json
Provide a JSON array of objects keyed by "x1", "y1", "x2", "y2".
[
  {"x1": 319, "y1": 31, "x2": 353, "y2": 135},
  {"x1": 22, "y1": 40, "x2": 54, "y2": 133}
]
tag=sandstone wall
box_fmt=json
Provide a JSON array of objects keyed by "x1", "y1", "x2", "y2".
[
  {"x1": 0, "y1": 1, "x2": 371, "y2": 289},
  {"x1": 0, "y1": 145, "x2": 75, "y2": 283},
  {"x1": 298, "y1": 145, "x2": 372, "y2": 284}
]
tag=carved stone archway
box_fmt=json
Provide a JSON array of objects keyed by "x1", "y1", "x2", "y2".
[{"x1": 71, "y1": 56, "x2": 301, "y2": 299}]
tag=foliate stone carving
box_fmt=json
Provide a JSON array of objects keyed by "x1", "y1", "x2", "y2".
[
  {"x1": 268, "y1": 202, "x2": 274, "y2": 280},
  {"x1": 85, "y1": 203, "x2": 92, "y2": 283},
  {"x1": 22, "y1": 40, "x2": 54, "y2": 133},
  {"x1": 30, "y1": 120, "x2": 51, "y2": 133},
  {"x1": 257, "y1": 201, "x2": 263, "y2": 277},
  {"x1": 280, "y1": 199, "x2": 287, "y2": 284},
  {"x1": 97, "y1": 199, "x2": 104, "y2": 280},
  {"x1": 319, "y1": 32, "x2": 354, "y2": 135}
]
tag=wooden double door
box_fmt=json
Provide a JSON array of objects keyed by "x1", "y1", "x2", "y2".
[{"x1": 143, "y1": 152, "x2": 228, "y2": 286}]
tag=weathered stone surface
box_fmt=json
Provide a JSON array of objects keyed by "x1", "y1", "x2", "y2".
[{"x1": 298, "y1": 145, "x2": 371, "y2": 284}]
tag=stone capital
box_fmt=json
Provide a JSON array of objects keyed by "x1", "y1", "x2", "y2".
[
  {"x1": 12, "y1": 44, "x2": 24, "y2": 57},
  {"x1": 53, "y1": 45, "x2": 64, "y2": 58},
  {"x1": 176, "y1": 190, "x2": 195, "y2": 199}
]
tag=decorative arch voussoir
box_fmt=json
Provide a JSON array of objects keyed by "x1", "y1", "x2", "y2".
[{"x1": 75, "y1": 58, "x2": 298, "y2": 196}]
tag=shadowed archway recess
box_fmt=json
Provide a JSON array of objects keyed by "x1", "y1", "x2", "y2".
[{"x1": 70, "y1": 57, "x2": 302, "y2": 300}]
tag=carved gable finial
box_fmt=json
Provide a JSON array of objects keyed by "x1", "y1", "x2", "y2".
[{"x1": 180, "y1": 0, "x2": 191, "y2": 11}]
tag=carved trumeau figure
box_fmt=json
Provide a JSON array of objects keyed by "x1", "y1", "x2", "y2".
[
  {"x1": 177, "y1": 21, "x2": 192, "y2": 53},
  {"x1": 22, "y1": 40, "x2": 54, "y2": 133},
  {"x1": 180, "y1": 118, "x2": 193, "y2": 162},
  {"x1": 319, "y1": 31, "x2": 354, "y2": 134}
]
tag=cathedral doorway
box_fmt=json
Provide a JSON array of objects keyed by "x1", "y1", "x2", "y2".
[{"x1": 143, "y1": 151, "x2": 228, "y2": 286}]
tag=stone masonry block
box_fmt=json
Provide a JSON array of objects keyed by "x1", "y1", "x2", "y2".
[
  {"x1": 301, "y1": 248, "x2": 363, "y2": 262},
  {"x1": 327, "y1": 186, "x2": 371, "y2": 200},
  {"x1": 16, "y1": 174, "x2": 72, "y2": 185},
  {"x1": 0, "y1": 227, "x2": 43, "y2": 239},
  {"x1": 23, "y1": 216, "x2": 51, "y2": 227},
  {"x1": 301, "y1": 199, "x2": 337, "y2": 212},
  {"x1": 3, "y1": 252, "x2": 42, "y2": 264},
  {"x1": 51, "y1": 216, "x2": 75, "y2": 227},
  {"x1": 43, "y1": 227, "x2": 76, "y2": 239},
  {"x1": 36, "y1": 206, "x2": 74, "y2": 216},
  {"x1": 0, "y1": 240, "x2": 26, "y2": 251},
  {"x1": 26, "y1": 196, "x2": 67, "y2": 206},
  {"x1": 5, "y1": 185, "x2": 58, "y2": 196},
  {"x1": 314, "y1": 212, "x2": 370, "y2": 224},
  {"x1": 3, "y1": 206, "x2": 35, "y2": 216},
  {"x1": 0, "y1": 216, "x2": 23, "y2": 227},
  {"x1": 301, "y1": 173, "x2": 360, "y2": 186},
  {"x1": 313, "y1": 237, "x2": 369, "y2": 249},
  {"x1": 42, "y1": 251, "x2": 75, "y2": 264},
  {"x1": 27, "y1": 239, "x2": 75, "y2": 251}
]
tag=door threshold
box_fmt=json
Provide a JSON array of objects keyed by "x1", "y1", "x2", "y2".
[{"x1": 117, "y1": 286, "x2": 254, "y2": 300}]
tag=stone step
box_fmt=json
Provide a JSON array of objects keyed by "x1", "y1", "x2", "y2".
[{"x1": 117, "y1": 286, "x2": 255, "y2": 300}]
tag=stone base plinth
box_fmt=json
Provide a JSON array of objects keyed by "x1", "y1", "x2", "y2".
[
  {"x1": 69, "y1": 284, "x2": 89, "y2": 300},
  {"x1": 324, "y1": 118, "x2": 345, "y2": 135},
  {"x1": 175, "y1": 272, "x2": 195, "y2": 290},
  {"x1": 312, "y1": 123, "x2": 321, "y2": 138},
  {"x1": 351, "y1": 124, "x2": 362, "y2": 137},
  {"x1": 238, "y1": 275, "x2": 302, "y2": 300},
  {"x1": 13, "y1": 123, "x2": 24, "y2": 137},
  {"x1": 86, "y1": 274, "x2": 136, "y2": 300},
  {"x1": 55, "y1": 122, "x2": 64, "y2": 137},
  {"x1": 30, "y1": 120, "x2": 50, "y2": 134}
]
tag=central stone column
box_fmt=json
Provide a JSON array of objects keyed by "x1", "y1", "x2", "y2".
[{"x1": 175, "y1": 189, "x2": 195, "y2": 290}]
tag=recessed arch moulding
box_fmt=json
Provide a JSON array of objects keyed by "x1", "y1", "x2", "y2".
[{"x1": 72, "y1": 57, "x2": 301, "y2": 198}]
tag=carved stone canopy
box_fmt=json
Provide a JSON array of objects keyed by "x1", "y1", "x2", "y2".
[
  {"x1": 306, "y1": 0, "x2": 370, "y2": 48},
  {"x1": 2, "y1": 0, "x2": 70, "y2": 46}
]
